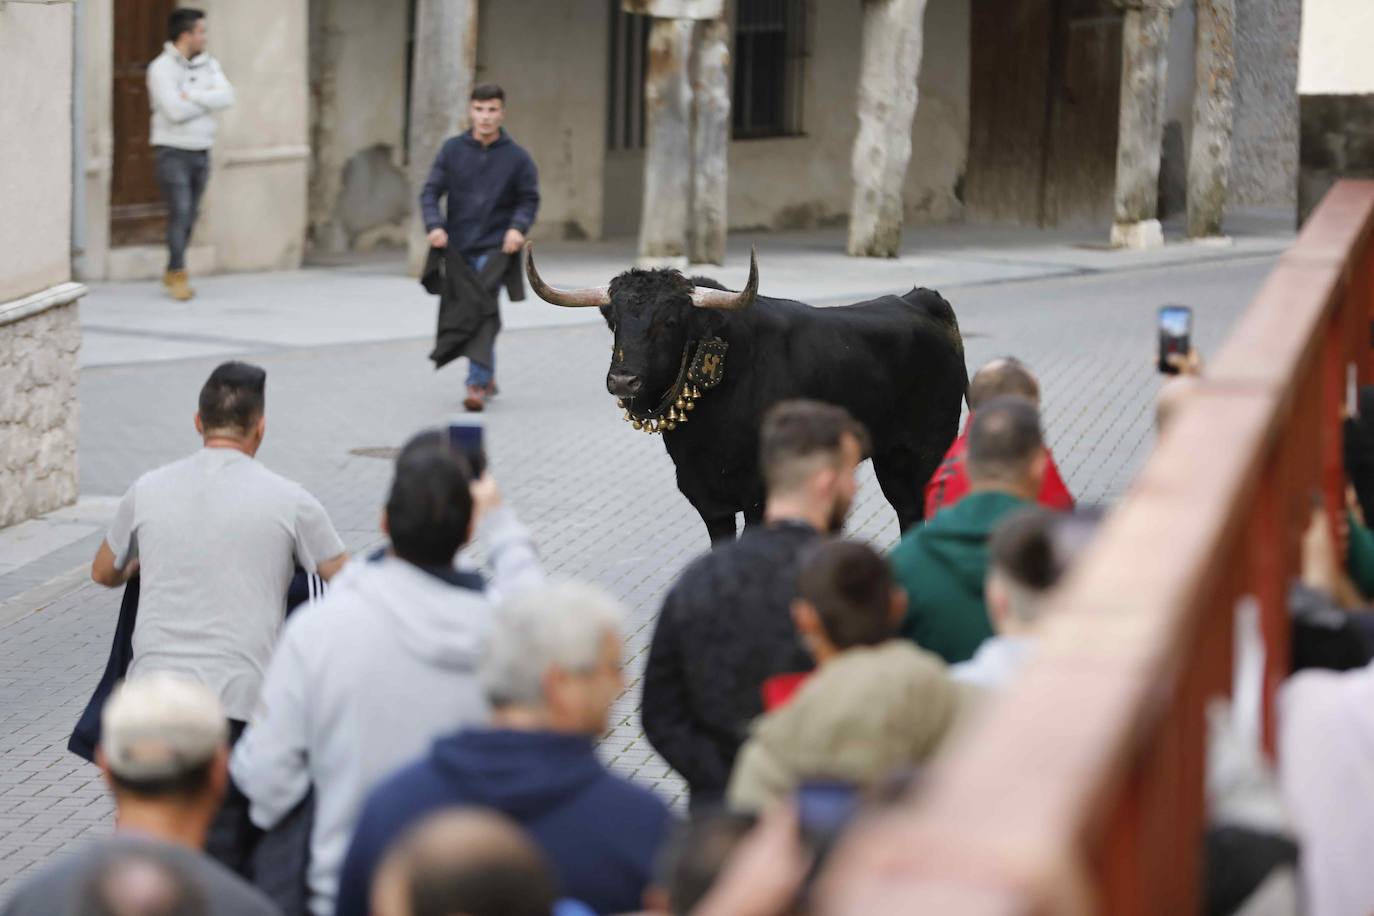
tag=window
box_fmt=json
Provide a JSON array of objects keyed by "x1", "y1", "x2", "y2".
[
  {"x1": 605, "y1": 0, "x2": 807, "y2": 149},
  {"x1": 607, "y1": 6, "x2": 652, "y2": 152},
  {"x1": 733, "y1": 0, "x2": 806, "y2": 139}
]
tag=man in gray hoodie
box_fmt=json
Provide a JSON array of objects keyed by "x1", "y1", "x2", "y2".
[{"x1": 229, "y1": 430, "x2": 543, "y2": 916}]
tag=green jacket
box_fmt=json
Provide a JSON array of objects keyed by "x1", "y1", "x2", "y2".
[{"x1": 889, "y1": 491, "x2": 1030, "y2": 663}]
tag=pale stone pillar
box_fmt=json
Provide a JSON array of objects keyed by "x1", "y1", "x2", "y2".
[
  {"x1": 1186, "y1": 0, "x2": 1236, "y2": 239},
  {"x1": 689, "y1": 16, "x2": 730, "y2": 266},
  {"x1": 1110, "y1": 0, "x2": 1178, "y2": 250},
  {"x1": 847, "y1": 0, "x2": 929, "y2": 259},
  {"x1": 406, "y1": 0, "x2": 478, "y2": 275},
  {"x1": 638, "y1": 18, "x2": 696, "y2": 264}
]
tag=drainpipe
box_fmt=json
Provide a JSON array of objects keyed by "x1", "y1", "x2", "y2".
[{"x1": 71, "y1": 0, "x2": 87, "y2": 279}]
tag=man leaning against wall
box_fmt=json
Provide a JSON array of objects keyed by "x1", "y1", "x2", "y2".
[{"x1": 147, "y1": 7, "x2": 234, "y2": 302}]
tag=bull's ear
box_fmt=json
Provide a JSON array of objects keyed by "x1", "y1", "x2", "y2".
[{"x1": 600, "y1": 304, "x2": 615, "y2": 331}]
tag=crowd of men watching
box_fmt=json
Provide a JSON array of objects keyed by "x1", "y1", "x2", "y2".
[{"x1": 6, "y1": 352, "x2": 1374, "y2": 916}]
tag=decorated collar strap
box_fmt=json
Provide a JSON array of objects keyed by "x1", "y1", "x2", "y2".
[{"x1": 617, "y1": 337, "x2": 728, "y2": 435}]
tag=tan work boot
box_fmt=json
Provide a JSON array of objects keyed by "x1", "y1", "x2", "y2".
[{"x1": 164, "y1": 270, "x2": 194, "y2": 301}]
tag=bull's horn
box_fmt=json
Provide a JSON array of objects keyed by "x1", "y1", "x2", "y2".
[
  {"x1": 690, "y1": 247, "x2": 759, "y2": 311},
  {"x1": 524, "y1": 242, "x2": 611, "y2": 308}
]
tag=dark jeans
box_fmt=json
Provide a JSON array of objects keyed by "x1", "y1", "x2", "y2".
[
  {"x1": 466, "y1": 253, "x2": 495, "y2": 387},
  {"x1": 204, "y1": 718, "x2": 262, "y2": 878},
  {"x1": 154, "y1": 146, "x2": 210, "y2": 271}
]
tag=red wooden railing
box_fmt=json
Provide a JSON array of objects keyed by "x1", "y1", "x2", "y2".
[{"x1": 822, "y1": 181, "x2": 1374, "y2": 915}]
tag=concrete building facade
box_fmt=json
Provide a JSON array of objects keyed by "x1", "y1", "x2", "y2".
[
  {"x1": 1, "y1": 0, "x2": 86, "y2": 527},
  {"x1": 65, "y1": 0, "x2": 1305, "y2": 280},
  {"x1": 1297, "y1": 0, "x2": 1374, "y2": 221}
]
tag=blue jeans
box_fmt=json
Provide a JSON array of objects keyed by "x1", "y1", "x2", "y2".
[
  {"x1": 466, "y1": 253, "x2": 494, "y2": 388},
  {"x1": 154, "y1": 146, "x2": 209, "y2": 271}
]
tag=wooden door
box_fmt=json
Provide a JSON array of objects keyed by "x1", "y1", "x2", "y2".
[
  {"x1": 1042, "y1": 1, "x2": 1123, "y2": 227},
  {"x1": 965, "y1": 0, "x2": 1122, "y2": 228},
  {"x1": 965, "y1": 0, "x2": 1055, "y2": 226},
  {"x1": 111, "y1": 0, "x2": 177, "y2": 246}
]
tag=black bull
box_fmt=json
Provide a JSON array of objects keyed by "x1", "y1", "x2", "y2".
[{"x1": 525, "y1": 245, "x2": 969, "y2": 543}]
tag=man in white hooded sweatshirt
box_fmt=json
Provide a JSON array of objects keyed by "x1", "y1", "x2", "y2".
[
  {"x1": 147, "y1": 8, "x2": 234, "y2": 301},
  {"x1": 230, "y1": 430, "x2": 542, "y2": 916}
]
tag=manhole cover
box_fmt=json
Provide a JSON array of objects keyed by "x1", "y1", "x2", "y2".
[{"x1": 350, "y1": 447, "x2": 399, "y2": 460}]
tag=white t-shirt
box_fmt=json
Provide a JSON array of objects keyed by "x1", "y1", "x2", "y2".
[{"x1": 106, "y1": 448, "x2": 345, "y2": 721}]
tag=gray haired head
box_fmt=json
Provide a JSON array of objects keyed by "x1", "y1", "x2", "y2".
[{"x1": 481, "y1": 582, "x2": 626, "y2": 710}]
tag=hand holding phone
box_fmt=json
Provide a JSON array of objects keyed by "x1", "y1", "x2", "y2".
[
  {"x1": 1158, "y1": 305, "x2": 1193, "y2": 375},
  {"x1": 447, "y1": 417, "x2": 486, "y2": 479}
]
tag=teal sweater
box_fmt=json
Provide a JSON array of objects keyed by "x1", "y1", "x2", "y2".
[{"x1": 889, "y1": 491, "x2": 1030, "y2": 663}]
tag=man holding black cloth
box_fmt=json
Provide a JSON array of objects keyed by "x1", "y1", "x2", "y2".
[{"x1": 421, "y1": 83, "x2": 540, "y2": 412}]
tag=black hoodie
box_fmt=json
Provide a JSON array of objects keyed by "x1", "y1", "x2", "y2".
[{"x1": 334, "y1": 729, "x2": 673, "y2": 916}]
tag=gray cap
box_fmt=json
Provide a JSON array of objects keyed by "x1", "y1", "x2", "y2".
[{"x1": 101, "y1": 673, "x2": 227, "y2": 781}]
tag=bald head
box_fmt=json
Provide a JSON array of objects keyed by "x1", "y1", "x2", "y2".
[
  {"x1": 968, "y1": 358, "x2": 1040, "y2": 411},
  {"x1": 373, "y1": 809, "x2": 557, "y2": 916}
]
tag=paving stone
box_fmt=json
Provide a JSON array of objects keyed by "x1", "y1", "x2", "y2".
[{"x1": 0, "y1": 251, "x2": 1274, "y2": 897}]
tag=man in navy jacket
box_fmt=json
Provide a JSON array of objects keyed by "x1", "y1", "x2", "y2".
[
  {"x1": 420, "y1": 82, "x2": 540, "y2": 412},
  {"x1": 334, "y1": 583, "x2": 673, "y2": 916}
]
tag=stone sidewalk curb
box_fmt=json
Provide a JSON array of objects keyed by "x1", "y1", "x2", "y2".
[{"x1": 0, "y1": 564, "x2": 93, "y2": 631}]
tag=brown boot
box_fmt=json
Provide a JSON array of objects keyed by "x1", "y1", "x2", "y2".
[{"x1": 164, "y1": 270, "x2": 194, "y2": 301}]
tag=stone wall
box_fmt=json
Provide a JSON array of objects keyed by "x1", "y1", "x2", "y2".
[
  {"x1": 0, "y1": 293, "x2": 83, "y2": 529},
  {"x1": 1297, "y1": 0, "x2": 1374, "y2": 222}
]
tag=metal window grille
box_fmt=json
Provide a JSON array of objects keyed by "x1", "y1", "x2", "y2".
[
  {"x1": 607, "y1": 6, "x2": 652, "y2": 151},
  {"x1": 733, "y1": 0, "x2": 806, "y2": 139},
  {"x1": 606, "y1": 0, "x2": 806, "y2": 149}
]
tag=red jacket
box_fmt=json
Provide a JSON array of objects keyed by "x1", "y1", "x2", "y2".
[{"x1": 924, "y1": 422, "x2": 1075, "y2": 518}]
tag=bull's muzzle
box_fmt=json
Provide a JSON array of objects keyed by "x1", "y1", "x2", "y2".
[{"x1": 607, "y1": 371, "x2": 643, "y2": 398}]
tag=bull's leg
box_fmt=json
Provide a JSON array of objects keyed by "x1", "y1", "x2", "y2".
[
  {"x1": 872, "y1": 448, "x2": 936, "y2": 535},
  {"x1": 742, "y1": 499, "x2": 766, "y2": 531}
]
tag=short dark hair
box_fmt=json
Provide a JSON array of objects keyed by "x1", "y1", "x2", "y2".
[
  {"x1": 656, "y1": 810, "x2": 759, "y2": 915},
  {"x1": 988, "y1": 508, "x2": 1062, "y2": 593},
  {"x1": 109, "y1": 760, "x2": 215, "y2": 804},
  {"x1": 966, "y1": 396, "x2": 1044, "y2": 484},
  {"x1": 760, "y1": 400, "x2": 871, "y2": 495},
  {"x1": 197, "y1": 361, "x2": 266, "y2": 435},
  {"x1": 969, "y1": 358, "x2": 1040, "y2": 411},
  {"x1": 386, "y1": 431, "x2": 475, "y2": 568},
  {"x1": 797, "y1": 540, "x2": 898, "y2": 649},
  {"x1": 988, "y1": 507, "x2": 1100, "y2": 623},
  {"x1": 471, "y1": 83, "x2": 505, "y2": 103},
  {"x1": 168, "y1": 8, "x2": 205, "y2": 43}
]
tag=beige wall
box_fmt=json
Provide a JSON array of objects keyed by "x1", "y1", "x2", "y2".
[
  {"x1": 78, "y1": 0, "x2": 114, "y2": 282},
  {"x1": 196, "y1": 0, "x2": 310, "y2": 272},
  {"x1": 1299, "y1": 0, "x2": 1374, "y2": 95},
  {"x1": 721, "y1": 0, "x2": 968, "y2": 232},
  {"x1": 0, "y1": 2, "x2": 74, "y2": 302},
  {"x1": 601, "y1": 0, "x2": 969, "y2": 238},
  {"x1": 479, "y1": 0, "x2": 610, "y2": 240},
  {"x1": 308, "y1": 0, "x2": 409, "y2": 252}
]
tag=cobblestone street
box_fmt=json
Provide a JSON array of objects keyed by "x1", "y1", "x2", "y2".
[{"x1": 0, "y1": 236, "x2": 1281, "y2": 893}]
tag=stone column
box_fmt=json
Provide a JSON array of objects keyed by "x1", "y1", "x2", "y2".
[
  {"x1": 847, "y1": 0, "x2": 929, "y2": 259},
  {"x1": 1185, "y1": 0, "x2": 1235, "y2": 239},
  {"x1": 1109, "y1": 0, "x2": 1178, "y2": 250},
  {"x1": 406, "y1": 0, "x2": 478, "y2": 274},
  {"x1": 638, "y1": 18, "x2": 696, "y2": 265},
  {"x1": 689, "y1": 16, "x2": 730, "y2": 266}
]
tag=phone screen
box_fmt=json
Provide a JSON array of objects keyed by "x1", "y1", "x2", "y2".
[
  {"x1": 1158, "y1": 305, "x2": 1193, "y2": 375},
  {"x1": 447, "y1": 419, "x2": 486, "y2": 478}
]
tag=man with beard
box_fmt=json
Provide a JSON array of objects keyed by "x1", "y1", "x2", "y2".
[{"x1": 641, "y1": 400, "x2": 869, "y2": 809}]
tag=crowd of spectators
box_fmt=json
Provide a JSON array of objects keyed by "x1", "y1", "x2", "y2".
[{"x1": 12, "y1": 349, "x2": 1372, "y2": 916}]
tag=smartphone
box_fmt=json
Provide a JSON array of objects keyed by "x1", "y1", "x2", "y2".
[
  {"x1": 1158, "y1": 305, "x2": 1193, "y2": 375},
  {"x1": 446, "y1": 418, "x2": 486, "y2": 479},
  {"x1": 796, "y1": 781, "x2": 859, "y2": 849}
]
